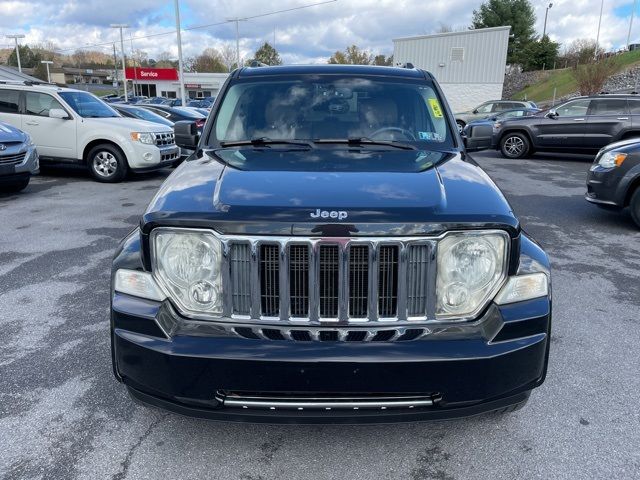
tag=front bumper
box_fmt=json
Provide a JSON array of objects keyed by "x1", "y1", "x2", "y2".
[
  {"x1": 128, "y1": 143, "x2": 180, "y2": 172},
  {"x1": 111, "y1": 292, "x2": 551, "y2": 424},
  {"x1": 586, "y1": 164, "x2": 629, "y2": 208}
]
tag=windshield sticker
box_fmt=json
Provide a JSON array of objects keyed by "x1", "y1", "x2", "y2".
[
  {"x1": 428, "y1": 98, "x2": 443, "y2": 118},
  {"x1": 418, "y1": 131, "x2": 442, "y2": 141}
]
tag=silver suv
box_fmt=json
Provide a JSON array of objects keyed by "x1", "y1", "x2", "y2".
[
  {"x1": 0, "y1": 120, "x2": 38, "y2": 192},
  {"x1": 455, "y1": 100, "x2": 537, "y2": 132}
]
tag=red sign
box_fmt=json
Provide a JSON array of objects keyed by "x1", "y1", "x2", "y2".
[{"x1": 125, "y1": 67, "x2": 178, "y2": 81}]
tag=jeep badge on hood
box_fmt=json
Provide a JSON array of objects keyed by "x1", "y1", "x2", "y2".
[{"x1": 310, "y1": 209, "x2": 348, "y2": 220}]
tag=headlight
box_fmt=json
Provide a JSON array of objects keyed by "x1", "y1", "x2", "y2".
[
  {"x1": 24, "y1": 133, "x2": 34, "y2": 146},
  {"x1": 130, "y1": 132, "x2": 156, "y2": 145},
  {"x1": 151, "y1": 229, "x2": 223, "y2": 316},
  {"x1": 598, "y1": 151, "x2": 627, "y2": 168},
  {"x1": 436, "y1": 232, "x2": 508, "y2": 318}
]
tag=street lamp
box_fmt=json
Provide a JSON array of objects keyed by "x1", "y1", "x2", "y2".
[
  {"x1": 174, "y1": 0, "x2": 187, "y2": 107},
  {"x1": 110, "y1": 24, "x2": 129, "y2": 102},
  {"x1": 6, "y1": 34, "x2": 26, "y2": 73},
  {"x1": 40, "y1": 60, "x2": 53, "y2": 83},
  {"x1": 543, "y1": 3, "x2": 553, "y2": 38},
  {"x1": 628, "y1": 0, "x2": 638, "y2": 49},
  {"x1": 595, "y1": 0, "x2": 604, "y2": 59}
]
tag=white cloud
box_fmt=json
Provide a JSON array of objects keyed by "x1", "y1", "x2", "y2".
[{"x1": 1, "y1": 0, "x2": 639, "y2": 63}]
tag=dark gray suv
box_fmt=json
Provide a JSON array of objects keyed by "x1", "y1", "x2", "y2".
[
  {"x1": 0, "y1": 120, "x2": 39, "y2": 192},
  {"x1": 493, "y1": 95, "x2": 640, "y2": 159}
]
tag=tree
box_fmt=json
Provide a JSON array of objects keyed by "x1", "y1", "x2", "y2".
[
  {"x1": 328, "y1": 45, "x2": 373, "y2": 65},
  {"x1": 472, "y1": 0, "x2": 536, "y2": 65},
  {"x1": 560, "y1": 39, "x2": 597, "y2": 67},
  {"x1": 372, "y1": 54, "x2": 393, "y2": 66},
  {"x1": 248, "y1": 42, "x2": 282, "y2": 66},
  {"x1": 219, "y1": 43, "x2": 236, "y2": 71},
  {"x1": 572, "y1": 57, "x2": 617, "y2": 95},
  {"x1": 191, "y1": 47, "x2": 227, "y2": 72},
  {"x1": 155, "y1": 51, "x2": 175, "y2": 68},
  {"x1": 8, "y1": 45, "x2": 41, "y2": 68},
  {"x1": 521, "y1": 35, "x2": 560, "y2": 71}
]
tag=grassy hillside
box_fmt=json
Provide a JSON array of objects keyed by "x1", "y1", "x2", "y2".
[{"x1": 511, "y1": 49, "x2": 640, "y2": 103}]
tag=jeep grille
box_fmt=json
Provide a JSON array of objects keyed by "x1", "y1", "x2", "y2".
[{"x1": 223, "y1": 237, "x2": 436, "y2": 324}]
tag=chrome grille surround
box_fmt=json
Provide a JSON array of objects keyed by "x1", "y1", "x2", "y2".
[{"x1": 151, "y1": 229, "x2": 510, "y2": 327}]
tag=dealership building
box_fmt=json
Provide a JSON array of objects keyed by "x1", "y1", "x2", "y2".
[
  {"x1": 125, "y1": 67, "x2": 228, "y2": 99},
  {"x1": 393, "y1": 26, "x2": 511, "y2": 112}
]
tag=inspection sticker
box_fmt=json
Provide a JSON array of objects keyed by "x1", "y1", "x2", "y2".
[{"x1": 428, "y1": 98, "x2": 443, "y2": 118}]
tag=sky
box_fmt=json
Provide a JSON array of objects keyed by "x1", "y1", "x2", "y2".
[{"x1": 1, "y1": 0, "x2": 640, "y2": 64}]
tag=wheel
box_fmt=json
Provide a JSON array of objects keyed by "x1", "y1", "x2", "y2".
[
  {"x1": 456, "y1": 120, "x2": 465, "y2": 134},
  {"x1": 1, "y1": 177, "x2": 30, "y2": 193},
  {"x1": 500, "y1": 132, "x2": 531, "y2": 159},
  {"x1": 87, "y1": 144, "x2": 128, "y2": 183},
  {"x1": 493, "y1": 396, "x2": 529, "y2": 415},
  {"x1": 630, "y1": 187, "x2": 640, "y2": 228}
]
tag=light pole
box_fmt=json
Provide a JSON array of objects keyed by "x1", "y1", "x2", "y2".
[
  {"x1": 110, "y1": 24, "x2": 129, "y2": 102},
  {"x1": 6, "y1": 34, "x2": 25, "y2": 73},
  {"x1": 628, "y1": 0, "x2": 638, "y2": 49},
  {"x1": 40, "y1": 60, "x2": 53, "y2": 83},
  {"x1": 543, "y1": 3, "x2": 553, "y2": 38},
  {"x1": 174, "y1": 0, "x2": 187, "y2": 107},
  {"x1": 226, "y1": 17, "x2": 248, "y2": 69},
  {"x1": 595, "y1": 0, "x2": 604, "y2": 59}
]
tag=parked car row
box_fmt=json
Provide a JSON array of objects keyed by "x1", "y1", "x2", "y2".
[
  {"x1": 461, "y1": 94, "x2": 640, "y2": 228},
  {"x1": 0, "y1": 82, "x2": 188, "y2": 184},
  {"x1": 103, "y1": 95, "x2": 215, "y2": 110}
]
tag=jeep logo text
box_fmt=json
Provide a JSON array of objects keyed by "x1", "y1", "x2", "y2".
[{"x1": 310, "y1": 209, "x2": 348, "y2": 220}]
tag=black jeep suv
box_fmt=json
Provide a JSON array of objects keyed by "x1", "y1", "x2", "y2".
[
  {"x1": 111, "y1": 65, "x2": 552, "y2": 423},
  {"x1": 493, "y1": 95, "x2": 640, "y2": 159}
]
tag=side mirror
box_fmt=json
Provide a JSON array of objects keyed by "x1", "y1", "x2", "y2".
[
  {"x1": 49, "y1": 108, "x2": 70, "y2": 119},
  {"x1": 472, "y1": 109, "x2": 478, "y2": 114},
  {"x1": 546, "y1": 109, "x2": 558, "y2": 118},
  {"x1": 174, "y1": 120, "x2": 200, "y2": 149}
]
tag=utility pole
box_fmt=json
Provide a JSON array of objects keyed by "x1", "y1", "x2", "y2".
[
  {"x1": 543, "y1": 3, "x2": 553, "y2": 38},
  {"x1": 227, "y1": 17, "x2": 247, "y2": 69},
  {"x1": 6, "y1": 35, "x2": 25, "y2": 73},
  {"x1": 174, "y1": 0, "x2": 187, "y2": 106},
  {"x1": 40, "y1": 60, "x2": 53, "y2": 83},
  {"x1": 110, "y1": 24, "x2": 129, "y2": 102},
  {"x1": 628, "y1": 0, "x2": 638, "y2": 49},
  {"x1": 112, "y1": 43, "x2": 120, "y2": 95},
  {"x1": 595, "y1": 0, "x2": 604, "y2": 59}
]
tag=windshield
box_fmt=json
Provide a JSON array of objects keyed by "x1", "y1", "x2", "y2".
[
  {"x1": 209, "y1": 76, "x2": 454, "y2": 149},
  {"x1": 59, "y1": 92, "x2": 119, "y2": 118}
]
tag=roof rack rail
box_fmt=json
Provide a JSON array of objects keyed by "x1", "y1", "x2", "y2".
[
  {"x1": 0, "y1": 79, "x2": 51, "y2": 86},
  {"x1": 248, "y1": 61, "x2": 268, "y2": 68}
]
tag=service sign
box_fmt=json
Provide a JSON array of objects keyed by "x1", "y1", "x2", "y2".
[{"x1": 125, "y1": 67, "x2": 179, "y2": 81}]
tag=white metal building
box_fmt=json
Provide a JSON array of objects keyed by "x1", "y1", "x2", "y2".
[{"x1": 393, "y1": 26, "x2": 511, "y2": 112}]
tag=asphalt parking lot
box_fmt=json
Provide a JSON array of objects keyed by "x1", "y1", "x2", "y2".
[{"x1": 1, "y1": 151, "x2": 639, "y2": 480}]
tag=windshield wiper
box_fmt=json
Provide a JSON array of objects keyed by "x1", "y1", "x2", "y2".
[
  {"x1": 313, "y1": 137, "x2": 418, "y2": 150},
  {"x1": 220, "y1": 137, "x2": 314, "y2": 148}
]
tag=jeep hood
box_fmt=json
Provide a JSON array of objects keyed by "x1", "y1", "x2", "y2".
[{"x1": 143, "y1": 149, "x2": 518, "y2": 236}]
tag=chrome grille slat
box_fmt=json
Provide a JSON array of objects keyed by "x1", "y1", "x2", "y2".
[
  {"x1": 407, "y1": 244, "x2": 430, "y2": 317},
  {"x1": 0, "y1": 152, "x2": 26, "y2": 165},
  {"x1": 230, "y1": 243, "x2": 251, "y2": 315},
  {"x1": 289, "y1": 245, "x2": 309, "y2": 317},
  {"x1": 319, "y1": 245, "x2": 339, "y2": 318},
  {"x1": 348, "y1": 245, "x2": 369, "y2": 318},
  {"x1": 260, "y1": 244, "x2": 280, "y2": 317},
  {"x1": 378, "y1": 245, "x2": 398, "y2": 317}
]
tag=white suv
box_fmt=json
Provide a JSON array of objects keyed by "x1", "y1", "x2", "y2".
[{"x1": 0, "y1": 82, "x2": 179, "y2": 182}]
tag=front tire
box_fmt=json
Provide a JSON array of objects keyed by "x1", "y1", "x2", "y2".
[
  {"x1": 2, "y1": 177, "x2": 30, "y2": 193},
  {"x1": 87, "y1": 144, "x2": 128, "y2": 183},
  {"x1": 500, "y1": 132, "x2": 531, "y2": 159},
  {"x1": 630, "y1": 187, "x2": 640, "y2": 228}
]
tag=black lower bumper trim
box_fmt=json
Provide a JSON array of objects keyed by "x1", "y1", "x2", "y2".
[{"x1": 126, "y1": 385, "x2": 530, "y2": 424}]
